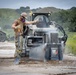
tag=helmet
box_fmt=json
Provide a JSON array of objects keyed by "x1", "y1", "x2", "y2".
[{"x1": 21, "y1": 12, "x2": 27, "y2": 18}]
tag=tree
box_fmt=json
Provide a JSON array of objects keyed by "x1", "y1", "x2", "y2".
[{"x1": 68, "y1": 7, "x2": 76, "y2": 32}]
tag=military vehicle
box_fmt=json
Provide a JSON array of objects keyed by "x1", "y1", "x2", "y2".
[
  {"x1": 21, "y1": 13, "x2": 68, "y2": 61},
  {"x1": 0, "y1": 30, "x2": 7, "y2": 42}
]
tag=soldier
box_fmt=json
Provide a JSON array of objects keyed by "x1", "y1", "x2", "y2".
[{"x1": 12, "y1": 12, "x2": 38, "y2": 64}]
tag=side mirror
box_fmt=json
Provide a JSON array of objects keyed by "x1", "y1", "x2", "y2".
[{"x1": 62, "y1": 34, "x2": 68, "y2": 44}]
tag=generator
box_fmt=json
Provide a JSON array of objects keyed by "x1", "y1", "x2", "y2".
[{"x1": 21, "y1": 13, "x2": 68, "y2": 61}]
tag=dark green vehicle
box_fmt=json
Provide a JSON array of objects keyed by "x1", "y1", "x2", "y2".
[{"x1": 0, "y1": 30, "x2": 7, "y2": 42}]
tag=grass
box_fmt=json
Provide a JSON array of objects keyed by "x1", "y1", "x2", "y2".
[{"x1": 66, "y1": 32, "x2": 76, "y2": 55}]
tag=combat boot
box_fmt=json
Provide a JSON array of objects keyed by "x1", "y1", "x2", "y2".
[{"x1": 14, "y1": 56, "x2": 21, "y2": 65}]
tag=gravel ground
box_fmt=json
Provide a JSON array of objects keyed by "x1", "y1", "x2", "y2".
[{"x1": 0, "y1": 42, "x2": 76, "y2": 75}]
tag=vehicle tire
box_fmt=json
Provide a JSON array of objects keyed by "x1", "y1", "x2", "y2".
[{"x1": 58, "y1": 45, "x2": 63, "y2": 60}]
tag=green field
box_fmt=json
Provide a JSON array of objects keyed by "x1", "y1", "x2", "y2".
[{"x1": 66, "y1": 32, "x2": 76, "y2": 55}]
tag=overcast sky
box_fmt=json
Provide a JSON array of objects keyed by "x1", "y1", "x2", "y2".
[{"x1": 0, "y1": 0, "x2": 76, "y2": 9}]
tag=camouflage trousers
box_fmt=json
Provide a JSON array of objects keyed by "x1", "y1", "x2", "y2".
[{"x1": 14, "y1": 35, "x2": 23, "y2": 58}]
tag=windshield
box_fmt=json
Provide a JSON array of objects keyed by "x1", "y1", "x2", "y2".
[{"x1": 34, "y1": 15, "x2": 50, "y2": 28}]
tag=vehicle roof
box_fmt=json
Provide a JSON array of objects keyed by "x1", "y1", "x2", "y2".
[{"x1": 32, "y1": 13, "x2": 51, "y2": 21}]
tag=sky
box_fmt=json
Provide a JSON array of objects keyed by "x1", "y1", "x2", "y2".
[{"x1": 0, "y1": 0, "x2": 76, "y2": 9}]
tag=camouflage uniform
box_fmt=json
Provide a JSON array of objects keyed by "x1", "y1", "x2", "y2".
[
  {"x1": 14, "y1": 19, "x2": 25, "y2": 58},
  {"x1": 14, "y1": 35, "x2": 23, "y2": 58}
]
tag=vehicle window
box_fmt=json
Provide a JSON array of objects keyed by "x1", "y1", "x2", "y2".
[
  {"x1": 57, "y1": 28, "x2": 64, "y2": 36},
  {"x1": 34, "y1": 15, "x2": 50, "y2": 28}
]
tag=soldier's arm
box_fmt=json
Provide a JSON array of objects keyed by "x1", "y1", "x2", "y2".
[
  {"x1": 12, "y1": 20, "x2": 18, "y2": 29},
  {"x1": 25, "y1": 20, "x2": 38, "y2": 25}
]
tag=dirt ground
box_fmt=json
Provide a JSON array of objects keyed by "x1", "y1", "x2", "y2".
[{"x1": 0, "y1": 42, "x2": 76, "y2": 75}]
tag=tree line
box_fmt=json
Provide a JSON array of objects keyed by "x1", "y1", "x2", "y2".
[
  {"x1": 51, "y1": 7, "x2": 76, "y2": 32},
  {"x1": 0, "y1": 6, "x2": 76, "y2": 32}
]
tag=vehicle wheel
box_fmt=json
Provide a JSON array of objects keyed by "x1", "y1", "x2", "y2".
[{"x1": 58, "y1": 45, "x2": 63, "y2": 60}]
